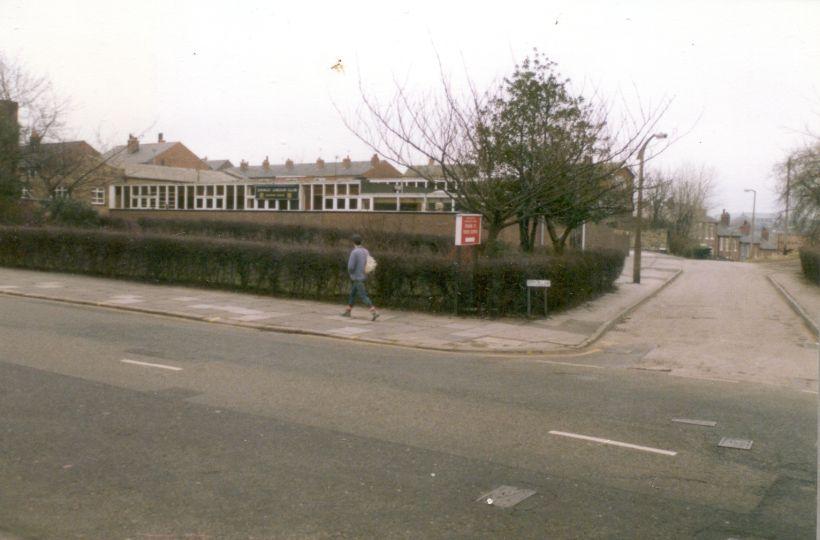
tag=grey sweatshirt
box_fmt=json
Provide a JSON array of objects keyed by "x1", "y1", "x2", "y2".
[{"x1": 347, "y1": 246, "x2": 370, "y2": 281}]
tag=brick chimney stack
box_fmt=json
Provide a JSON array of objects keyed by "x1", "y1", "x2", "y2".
[
  {"x1": 157, "y1": 132, "x2": 164, "y2": 143},
  {"x1": 740, "y1": 220, "x2": 751, "y2": 236},
  {"x1": 262, "y1": 156, "x2": 270, "y2": 171},
  {"x1": 285, "y1": 158, "x2": 294, "y2": 171},
  {"x1": 127, "y1": 134, "x2": 139, "y2": 154},
  {"x1": 761, "y1": 227, "x2": 769, "y2": 241},
  {"x1": 240, "y1": 159, "x2": 248, "y2": 172},
  {"x1": 316, "y1": 158, "x2": 325, "y2": 170},
  {"x1": 370, "y1": 154, "x2": 380, "y2": 167},
  {"x1": 720, "y1": 209, "x2": 730, "y2": 227},
  {"x1": 29, "y1": 129, "x2": 42, "y2": 146},
  {"x1": 342, "y1": 156, "x2": 351, "y2": 169}
]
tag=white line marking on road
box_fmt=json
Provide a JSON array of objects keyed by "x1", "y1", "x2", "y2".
[
  {"x1": 669, "y1": 373, "x2": 739, "y2": 384},
  {"x1": 548, "y1": 430, "x2": 677, "y2": 456},
  {"x1": 533, "y1": 359, "x2": 606, "y2": 369},
  {"x1": 120, "y1": 358, "x2": 182, "y2": 371}
]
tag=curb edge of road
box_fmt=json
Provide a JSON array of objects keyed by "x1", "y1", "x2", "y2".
[
  {"x1": 574, "y1": 268, "x2": 684, "y2": 350},
  {"x1": 0, "y1": 268, "x2": 682, "y2": 356},
  {"x1": 766, "y1": 274, "x2": 819, "y2": 339}
]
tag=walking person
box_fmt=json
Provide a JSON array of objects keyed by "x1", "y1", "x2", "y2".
[{"x1": 341, "y1": 234, "x2": 379, "y2": 321}]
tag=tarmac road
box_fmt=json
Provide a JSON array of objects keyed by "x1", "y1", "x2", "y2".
[{"x1": 0, "y1": 295, "x2": 815, "y2": 539}]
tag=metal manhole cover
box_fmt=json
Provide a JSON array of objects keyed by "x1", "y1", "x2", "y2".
[
  {"x1": 672, "y1": 418, "x2": 717, "y2": 427},
  {"x1": 718, "y1": 437, "x2": 753, "y2": 450},
  {"x1": 476, "y1": 485, "x2": 536, "y2": 508}
]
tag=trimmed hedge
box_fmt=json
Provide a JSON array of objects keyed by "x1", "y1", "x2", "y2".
[
  {"x1": 799, "y1": 247, "x2": 820, "y2": 285},
  {"x1": 100, "y1": 217, "x2": 451, "y2": 255},
  {"x1": 0, "y1": 226, "x2": 625, "y2": 317}
]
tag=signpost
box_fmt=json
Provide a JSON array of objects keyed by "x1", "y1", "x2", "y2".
[
  {"x1": 526, "y1": 279, "x2": 551, "y2": 318},
  {"x1": 455, "y1": 214, "x2": 482, "y2": 246},
  {"x1": 255, "y1": 185, "x2": 299, "y2": 201},
  {"x1": 453, "y1": 214, "x2": 482, "y2": 315}
]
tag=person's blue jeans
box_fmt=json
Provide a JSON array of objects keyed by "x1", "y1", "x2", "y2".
[{"x1": 347, "y1": 280, "x2": 373, "y2": 308}]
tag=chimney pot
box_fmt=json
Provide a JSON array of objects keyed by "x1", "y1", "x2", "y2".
[
  {"x1": 127, "y1": 134, "x2": 140, "y2": 154},
  {"x1": 720, "y1": 209, "x2": 730, "y2": 227}
]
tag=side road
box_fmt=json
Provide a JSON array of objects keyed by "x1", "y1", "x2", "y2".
[{"x1": 0, "y1": 252, "x2": 682, "y2": 354}]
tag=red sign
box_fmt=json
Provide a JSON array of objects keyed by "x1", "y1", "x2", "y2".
[{"x1": 455, "y1": 214, "x2": 482, "y2": 246}]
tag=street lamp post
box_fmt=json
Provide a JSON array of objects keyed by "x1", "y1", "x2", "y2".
[
  {"x1": 744, "y1": 188, "x2": 756, "y2": 259},
  {"x1": 633, "y1": 132, "x2": 667, "y2": 284}
]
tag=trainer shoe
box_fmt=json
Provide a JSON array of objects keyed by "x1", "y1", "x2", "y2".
[
  {"x1": 340, "y1": 311, "x2": 351, "y2": 317},
  {"x1": 371, "y1": 312, "x2": 380, "y2": 321}
]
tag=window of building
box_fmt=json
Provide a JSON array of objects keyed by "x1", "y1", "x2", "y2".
[
  {"x1": 21, "y1": 187, "x2": 33, "y2": 199},
  {"x1": 91, "y1": 188, "x2": 105, "y2": 205},
  {"x1": 54, "y1": 186, "x2": 68, "y2": 198}
]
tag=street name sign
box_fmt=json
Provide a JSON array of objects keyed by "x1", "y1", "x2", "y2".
[
  {"x1": 455, "y1": 214, "x2": 482, "y2": 246},
  {"x1": 526, "y1": 280, "x2": 551, "y2": 288}
]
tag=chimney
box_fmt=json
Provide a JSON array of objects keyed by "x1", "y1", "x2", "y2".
[
  {"x1": 720, "y1": 209, "x2": 730, "y2": 227},
  {"x1": 240, "y1": 159, "x2": 248, "y2": 172},
  {"x1": 262, "y1": 156, "x2": 270, "y2": 171},
  {"x1": 761, "y1": 227, "x2": 769, "y2": 241},
  {"x1": 127, "y1": 134, "x2": 139, "y2": 154},
  {"x1": 342, "y1": 155, "x2": 352, "y2": 169},
  {"x1": 316, "y1": 157, "x2": 325, "y2": 170},
  {"x1": 29, "y1": 129, "x2": 42, "y2": 147},
  {"x1": 370, "y1": 154, "x2": 380, "y2": 167},
  {"x1": 740, "y1": 220, "x2": 751, "y2": 236},
  {"x1": 157, "y1": 132, "x2": 165, "y2": 143},
  {"x1": 285, "y1": 158, "x2": 294, "y2": 171}
]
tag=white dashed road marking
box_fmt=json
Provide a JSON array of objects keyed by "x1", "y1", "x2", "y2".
[
  {"x1": 548, "y1": 430, "x2": 677, "y2": 456},
  {"x1": 120, "y1": 358, "x2": 182, "y2": 371}
]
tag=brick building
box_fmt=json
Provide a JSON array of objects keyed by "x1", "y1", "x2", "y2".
[{"x1": 102, "y1": 133, "x2": 208, "y2": 170}]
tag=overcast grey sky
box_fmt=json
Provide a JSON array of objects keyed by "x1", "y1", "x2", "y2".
[{"x1": 2, "y1": 0, "x2": 818, "y2": 215}]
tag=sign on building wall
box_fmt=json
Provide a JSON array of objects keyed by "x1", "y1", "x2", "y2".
[
  {"x1": 256, "y1": 185, "x2": 299, "y2": 201},
  {"x1": 455, "y1": 213, "x2": 482, "y2": 246}
]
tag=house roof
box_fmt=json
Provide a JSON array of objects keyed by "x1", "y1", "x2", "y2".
[
  {"x1": 404, "y1": 164, "x2": 444, "y2": 178},
  {"x1": 228, "y1": 158, "x2": 401, "y2": 179},
  {"x1": 206, "y1": 159, "x2": 234, "y2": 170},
  {"x1": 717, "y1": 225, "x2": 742, "y2": 237},
  {"x1": 122, "y1": 163, "x2": 239, "y2": 184},
  {"x1": 102, "y1": 142, "x2": 179, "y2": 167}
]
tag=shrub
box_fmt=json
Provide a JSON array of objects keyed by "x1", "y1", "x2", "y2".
[
  {"x1": 124, "y1": 217, "x2": 450, "y2": 255},
  {"x1": 0, "y1": 226, "x2": 625, "y2": 317},
  {"x1": 43, "y1": 198, "x2": 101, "y2": 228},
  {"x1": 800, "y1": 247, "x2": 820, "y2": 285}
]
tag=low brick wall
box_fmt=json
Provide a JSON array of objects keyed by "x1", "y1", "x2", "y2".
[{"x1": 108, "y1": 209, "x2": 524, "y2": 244}]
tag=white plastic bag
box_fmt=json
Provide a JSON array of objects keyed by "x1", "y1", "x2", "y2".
[{"x1": 365, "y1": 255, "x2": 378, "y2": 274}]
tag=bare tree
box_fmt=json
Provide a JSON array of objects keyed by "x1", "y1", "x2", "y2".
[
  {"x1": 777, "y1": 142, "x2": 820, "y2": 243},
  {"x1": 0, "y1": 53, "x2": 68, "y2": 144},
  {"x1": 664, "y1": 164, "x2": 715, "y2": 253},
  {"x1": 341, "y1": 51, "x2": 671, "y2": 254},
  {"x1": 643, "y1": 171, "x2": 672, "y2": 228}
]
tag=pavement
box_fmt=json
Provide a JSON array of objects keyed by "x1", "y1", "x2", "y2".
[
  {"x1": 760, "y1": 256, "x2": 820, "y2": 337},
  {"x1": 0, "y1": 251, "x2": 684, "y2": 354}
]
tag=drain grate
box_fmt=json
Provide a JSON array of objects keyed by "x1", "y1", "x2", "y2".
[
  {"x1": 476, "y1": 485, "x2": 536, "y2": 508},
  {"x1": 718, "y1": 437, "x2": 753, "y2": 450}
]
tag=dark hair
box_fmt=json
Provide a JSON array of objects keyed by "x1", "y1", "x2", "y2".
[{"x1": 351, "y1": 234, "x2": 362, "y2": 245}]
